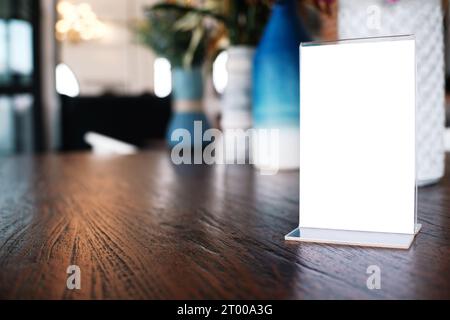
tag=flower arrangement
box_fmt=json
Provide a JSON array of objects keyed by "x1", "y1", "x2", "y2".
[
  {"x1": 136, "y1": 0, "x2": 275, "y2": 68},
  {"x1": 136, "y1": 1, "x2": 225, "y2": 69},
  {"x1": 222, "y1": 1, "x2": 273, "y2": 46},
  {"x1": 136, "y1": 0, "x2": 340, "y2": 69}
]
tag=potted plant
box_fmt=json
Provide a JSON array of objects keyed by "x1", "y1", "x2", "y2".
[{"x1": 137, "y1": 1, "x2": 224, "y2": 149}]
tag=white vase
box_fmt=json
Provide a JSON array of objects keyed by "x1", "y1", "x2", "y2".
[
  {"x1": 220, "y1": 46, "x2": 254, "y2": 163},
  {"x1": 338, "y1": 0, "x2": 446, "y2": 186}
]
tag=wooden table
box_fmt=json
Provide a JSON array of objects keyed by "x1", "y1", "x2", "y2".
[{"x1": 0, "y1": 151, "x2": 449, "y2": 299}]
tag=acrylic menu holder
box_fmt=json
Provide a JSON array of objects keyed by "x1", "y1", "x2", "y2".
[{"x1": 285, "y1": 35, "x2": 421, "y2": 249}]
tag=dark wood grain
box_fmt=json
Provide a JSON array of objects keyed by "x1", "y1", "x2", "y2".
[{"x1": 0, "y1": 150, "x2": 449, "y2": 299}]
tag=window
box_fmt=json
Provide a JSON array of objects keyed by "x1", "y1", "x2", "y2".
[{"x1": 0, "y1": 0, "x2": 41, "y2": 155}]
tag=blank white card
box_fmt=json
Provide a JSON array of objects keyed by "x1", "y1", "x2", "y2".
[{"x1": 299, "y1": 36, "x2": 416, "y2": 235}]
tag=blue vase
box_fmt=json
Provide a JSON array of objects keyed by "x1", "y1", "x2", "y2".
[
  {"x1": 252, "y1": 0, "x2": 310, "y2": 169},
  {"x1": 167, "y1": 67, "x2": 210, "y2": 149}
]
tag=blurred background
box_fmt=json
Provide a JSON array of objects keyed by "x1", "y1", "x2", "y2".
[{"x1": 0, "y1": 0, "x2": 449, "y2": 175}]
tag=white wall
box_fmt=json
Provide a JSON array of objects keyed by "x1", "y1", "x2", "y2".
[{"x1": 59, "y1": 0, "x2": 157, "y2": 96}]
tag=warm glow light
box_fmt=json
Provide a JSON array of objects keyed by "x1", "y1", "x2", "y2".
[
  {"x1": 56, "y1": 63, "x2": 80, "y2": 97},
  {"x1": 212, "y1": 51, "x2": 228, "y2": 94},
  {"x1": 77, "y1": 3, "x2": 92, "y2": 16},
  {"x1": 55, "y1": 1, "x2": 106, "y2": 43},
  {"x1": 55, "y1": 20, "x2": 70, "y2": 33},
  {"x1": 154, "y1": 57, "x2": 172, "y2": 98},
  {"x1": 57, "y1": 1, "x2": 73, "y2": 15}
]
